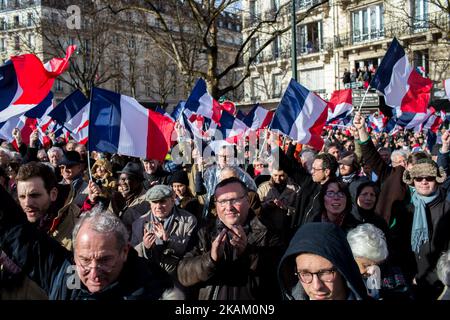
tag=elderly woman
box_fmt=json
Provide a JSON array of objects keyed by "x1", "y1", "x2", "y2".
[
  {"x1": 312, "y1": 178, "x2": 358, "y2": 231},
  {"x1": 351, "y1": 181, "x2": 389, "y2": 234},
  {"x1": 437, "y1": 250, "x2": 450, "y2": 300},
  {"x1": 346, "y1": 223, "x2": 410, "y2": 300},
  {"x1": 169, "y1": 170, "x2": 202, "y2": 220}
]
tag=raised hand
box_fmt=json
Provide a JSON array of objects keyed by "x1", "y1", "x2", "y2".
[
  {"x1": 210, "y1": 228, "x2": 227, "y2": 262},
  {"x1": 228, "y1": 224, "x2": 248, "y2": 257}
]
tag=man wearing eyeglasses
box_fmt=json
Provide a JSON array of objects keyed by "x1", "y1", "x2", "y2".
[
  {"x1": 177, "y1": 177, "x2": 281, "y2": 300},
  {"x1": 278, "y1": 222, "x2": 368, "y2": 300},
  {"x1": 0, "y1": 186, "x2": 180, "y2": 299}
]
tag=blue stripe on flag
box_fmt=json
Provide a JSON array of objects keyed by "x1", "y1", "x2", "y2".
[
  {"x1": 48, "y1": 89, "x2": 88, "y2": 124},
  {"x1": 270, "y1": 79, "x2": 307, "y2": 135},
  {"x1": 370, "y1": 38, "x2": 405, "y2": 92},
  {"x1": 0, "y1": 61, "x2": 18, "y2": 110},
  {"x1": 184, "y1": 79, "x2": 206, "y2": 113},
  {"x1": 89, "y1": 87, "x2": 122, "y2": 154},
  {"x1": 24, "y1": 92, "x2": 53, "y2": 119}
]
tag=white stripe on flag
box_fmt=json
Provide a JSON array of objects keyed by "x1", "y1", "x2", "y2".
[
  {"x1": 117, "y1": 95, "x2": 149, "y2": 158},
  {"x1": 197, "y1": 93, "x2": 214, "y2": 119},
  {"x1": 384, "y1": 55, "x2": 412, "y2": 108},
  {"x1": 290, "y1": 93, "x2": 326, "y2": 143}
]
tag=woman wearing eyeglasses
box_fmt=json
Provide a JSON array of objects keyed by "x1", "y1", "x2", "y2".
[
  {"x1": 309, "y1": 179, "x2": 358, "y2": 232},
  {"x1": 278, "y1": 222, "x2": 368, "y2": 300}
]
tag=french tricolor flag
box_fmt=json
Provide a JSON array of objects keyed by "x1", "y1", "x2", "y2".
[
  {"x1": 184, "y1": 78, "x2": 222, "y2": 123},
  {"x1": 0, "y1": 46, "x2": 76, "y2": 123},
  {"x1": 269, "y1": 79, "x2": 328, "y2": 151},
  {"x1": 213, "y1": 110, "x2": 248, "y2": 143},
  {"x1": 385, "y1": 110, "x2": 431, "y2": 133},
  {"x1": 242, "y1": 104, "x2": 274, "y2": 131},
  {"x1": 326, "y1": 89, "x2": 353, "y2": 125},
  {"x1": 0, "y1": 61, "x2": 22, "y2": 121},
  {"x1": 89, "y1": 88, "x2": 175, "y2": 161},
  {"x1": 370, "y1": 38, "x2": 432, "y2": 113},
  {"x1": 48, "y1": 90, "x2": 90, "y2": 144},
  {"x1": 444, "y1": 79, "x2": 450, "y2": 101},
  {"x1": 0, "y1": 92, "x2": 53, "y2": 145},
  {"x1": 421, "y1": 107, "x2": 443, "y2": 133}
]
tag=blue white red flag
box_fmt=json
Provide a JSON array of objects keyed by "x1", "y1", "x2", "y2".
[
  {"x1": 326, "y1": 89, "x2": 353, "y2": 125},
  {"x1": 184, "y1": 78, "x2": 222, "y2": 123},
  {"x1": 89, "y1": 87, "x2": 175, "y2": 161},
  {"x1": 370, "y1": 38, "x2": 432, "y2": 113},
  {"x1": 269, "y1": 79, "x2": 328, "y2": 151}
]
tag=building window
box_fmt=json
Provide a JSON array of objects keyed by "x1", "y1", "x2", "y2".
[
  {"x1": 272, "y1": 74, "x2": 282, "y2": 98},
  {"x1": 145, "y1": 83, "x2": 151, "y2": 97},
  {"x1": 27, "y1": 33, "x2": 34, "y2": 49},
  {"x1": 271, "y1": 0, "x2": 280, "y2": 11},
  {"x1": 299, "y1": 68, "x2": 325, "y2": 92},
  {"x1": 297, "y1": 21, "x2": 322, "y2": 54},
  {"x1": 250, "y1": 37, "x2": 260, "y2": 63},
  {"x1": 0, "y1": 18, "x2": 6, "y2": 30},
  {"x1": 128, "y1": 38, "x2": 135, "y2": 49},
  {"x1": 251, "y1": 77, "x2": 264, "y2": 100},
  {"x1": 411, "y1": 0, "x2": 429, "y2": 31},
  {"x1": 0, "y1": 38, "x2": 5, "y2": 52},
  {"x1": 296, "y1": 0, "x2": 322, "y2": 11},
  {"x1": 14, "y1": 36, "x2": 20, "y2": 50},
  {"x1": 352, "y1": 4, "x2": 384, "y2": 44},
  {"x1": 413, "y1": 50, "x2": 429, "y2": 77},
  {"x1": 272, "y1": 35, "x2": 281, "y2": 59},
  {"x1": 13, "y1": 15, "x2": 19, "y2": 27},
  {"x1": 249, "y1": 0, "x2": 260, "y2": 19},
  {"x1": 27, "y1": 13, "x2": 32, "y2": 27},
  {"x1": 0, "y1": 0, "x2": 5, "y2": 10}
]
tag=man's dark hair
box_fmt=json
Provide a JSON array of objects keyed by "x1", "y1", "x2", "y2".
[
  {"x1": 315, "y1": 153, "x2": 338, "y2": 178},
  {"x1": 214, "y1": 177, "x2": 248, "y2": 196},
  {"x1": 324, "y1": 142, "x2": 342, "y2": 153},
  {"x1": 407, "y1": 151, "x2": 430, "y2": 165},
  {"x1": 16, "y1": 161, "x2": 57, "y2": 193}
]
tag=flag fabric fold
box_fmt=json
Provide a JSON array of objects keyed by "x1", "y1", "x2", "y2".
[
  {"x1": 370, "y1": 38, "x2": 432, "y2": 113},
  {"x1": 89, "y1": 87, "x2": 174, "y2": 161},
  {"x1": 270, "y1": 79, "x2": 328, "y2": 151},
  {"x1": 184, "y1": 78, "x2": 222, "y2": 123},
  {"x1": 326, "y1": 89, "x2": 353, "y2": 125}
]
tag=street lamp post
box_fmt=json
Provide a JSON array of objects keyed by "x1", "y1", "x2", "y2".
[{"x1": 291, "y1": 0, "x2": 297, "y2": 80}]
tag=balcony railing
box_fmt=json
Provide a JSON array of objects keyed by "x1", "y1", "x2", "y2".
[
  {"x1": 0, "y1": 0, "x2": 36, "y2": 12},
  {"x1": 335, "y1": 12, "x2": 449, "y2": 48}
]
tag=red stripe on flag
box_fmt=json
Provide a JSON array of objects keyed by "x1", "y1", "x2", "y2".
[
  {"x1": 401, "y1": 70, "x2": 433, "y2": 113},
  {"x1": 146, "y1": 110, "x2": 175, "y2": 162}
]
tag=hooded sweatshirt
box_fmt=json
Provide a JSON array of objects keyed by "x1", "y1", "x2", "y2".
[{"x1": 278, "y1": 222, "x2": 368, "y2": 300}]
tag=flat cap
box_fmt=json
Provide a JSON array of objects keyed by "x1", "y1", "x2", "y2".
[{"x1": 145, "y1": 184, "x2": 174, "y2": 202}]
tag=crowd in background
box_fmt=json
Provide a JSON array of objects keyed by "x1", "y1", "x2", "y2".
[{"x1": 0, "y1": 111, "x2": 449, "y2": 301}]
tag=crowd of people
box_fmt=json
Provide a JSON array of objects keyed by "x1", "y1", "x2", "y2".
[{"x1": 0, "y1": 111, "x2": 449, "y2": 301}]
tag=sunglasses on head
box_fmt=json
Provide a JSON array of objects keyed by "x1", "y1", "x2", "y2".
[{"x1": 414, "y1": 176, "x2": 435, "y2": 182}]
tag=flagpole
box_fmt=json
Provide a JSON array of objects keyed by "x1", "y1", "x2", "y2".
[
  {"x1": 86, "y1": 83, "x2": 94, "y2": 181},
  {"x1": 357, "y1": 85, "x2": 371, "y2": 113}
]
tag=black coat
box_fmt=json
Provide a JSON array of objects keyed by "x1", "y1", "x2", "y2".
[
  {"x1": 0, "y1": 185, "x2": 174, "y2": 300},
  {"x1": 278, "y1": 222, "x2": 368, "y2": 300}
]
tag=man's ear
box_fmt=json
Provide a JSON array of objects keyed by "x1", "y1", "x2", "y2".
[
  {"x1": 49, "y1": 187, "x2": 58, "y2": 202},
  {"x1": 324, "y1": 168, "x2": 331, "y2": 177}
]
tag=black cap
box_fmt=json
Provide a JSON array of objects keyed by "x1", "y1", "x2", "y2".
[
  {"x1": 59, "y1": 151, "x2": 82, "y2": 167},
  {"x1": 117, "y1": 162, "x2": 144, "y2": 180},
  {"x1": 170, "y1": 170, "x2": 189, "y2": 186}
]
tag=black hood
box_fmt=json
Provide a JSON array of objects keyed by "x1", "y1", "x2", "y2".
[{"x1": 277, "y1": 222, "x2": 368, "y2": 300}]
